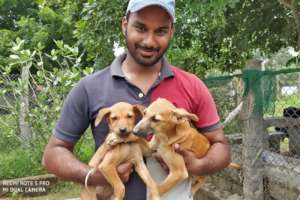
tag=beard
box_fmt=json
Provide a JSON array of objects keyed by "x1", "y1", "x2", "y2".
[{"x1": 125, "y1": 31, "x2": 170, "y2": 67}]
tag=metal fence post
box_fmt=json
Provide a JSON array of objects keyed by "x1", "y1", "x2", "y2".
[
  {"x1": 19, "y1": 64, "x2": 33, "y2": 148},
  {"x1": 240, "y1": 59, "x2": 265, "y2": 200}
]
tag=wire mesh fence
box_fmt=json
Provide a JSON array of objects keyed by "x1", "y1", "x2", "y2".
[
  {"x1": 204, "y1": 63, "x2": 300, "y2": 199},
  {"x1": 0, "y1": 70, "x2": 79, "y2": 151}
]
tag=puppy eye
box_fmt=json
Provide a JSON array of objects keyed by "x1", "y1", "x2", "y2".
[
  {"x1": 127, "y1": 114, "x2": 133, "y2": 118},
  {"x1": 111, "y1": 116, "x2": 118, "y2": 121},
  {"x1": 151, "y1": 116, "x2": 159, "y2": 122}
]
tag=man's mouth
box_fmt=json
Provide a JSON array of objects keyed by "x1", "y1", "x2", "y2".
[{"x1": 136, "y1": 45, "x2": 159, "y2": 57}]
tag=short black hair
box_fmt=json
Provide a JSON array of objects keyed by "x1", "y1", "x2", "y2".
[{"x1": 126, "y1": 11, "x2": 131, "y2": 21}]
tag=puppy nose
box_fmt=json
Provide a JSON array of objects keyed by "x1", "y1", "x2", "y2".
[
  {"x1": 133, "y1": 128, "x2": 148, "y2": 138},
  {"x1": 133, "y1": 128, "x2": 139, "y2": 135},
  {"x1": 119, "y1": 128, "x2": 127, "y2": 133}
]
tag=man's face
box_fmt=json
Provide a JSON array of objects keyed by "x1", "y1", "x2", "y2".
[{"x1": 122, "y1": 6, "x2": 174, "y2": 67}]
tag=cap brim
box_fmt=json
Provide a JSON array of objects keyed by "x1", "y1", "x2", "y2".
[{"x1": 127, "y1": 0, "x2": 174, "y2": 21}]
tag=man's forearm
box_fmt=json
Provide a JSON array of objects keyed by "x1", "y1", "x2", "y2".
[
  {"x1": 42, "y1": 136, "x2": 108, "y2": 186},
  {"x1": 43, "y1": 145, "x2": 89, "y2": 184},
  {"x1": 195, "y1": 140, "x2": 231, "y2": 175}
]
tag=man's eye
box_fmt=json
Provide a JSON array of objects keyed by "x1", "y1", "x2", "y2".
[
  {"x1": 156, "y1": 29, "x2": 168, "y2": 35},
  {"x1": 135, "y1": 26, "x2": 146, "y2": 32}
]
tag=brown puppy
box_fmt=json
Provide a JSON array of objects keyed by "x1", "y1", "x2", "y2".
[
  {"x1": 133, "y1": 98, "x2": 239, "y2": 197},
  {"x1": 81, "y1": 102, "x2": 159, "y2": 200}
]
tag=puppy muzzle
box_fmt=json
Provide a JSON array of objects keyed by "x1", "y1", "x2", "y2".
[{"x1": 133, "y1": 127, "x2": 150, "y2": 138}]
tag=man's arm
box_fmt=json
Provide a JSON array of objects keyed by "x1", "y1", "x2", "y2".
[
  {"x1": 175, "y1": 128, "x2": 231, "y2": 176},
  {"x1": 42, "y1": 136, "x2": 133, "y2": 186}
]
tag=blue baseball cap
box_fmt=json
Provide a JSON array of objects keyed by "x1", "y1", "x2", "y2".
[{"x1": 126, "y1": 0, "x2": 175, "y2": 22}]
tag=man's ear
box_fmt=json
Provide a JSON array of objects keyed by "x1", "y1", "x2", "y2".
[
  {"x1": 121, "y1": 16, "x2": 128, "y2": 36},
  {"x1": 172, "y1": 108, "x2": 199, "y2": 124},
  {"x1": 95, "y1": 108, "x2": 111, "y2": 127},
  {"x1": 170, "y1": 25, "x2": 175, "y2": 39}
]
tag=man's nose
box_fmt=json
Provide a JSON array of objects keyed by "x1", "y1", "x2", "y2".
[{"x1": 143, "y1": 33, "x2": 156, "y2": 48}]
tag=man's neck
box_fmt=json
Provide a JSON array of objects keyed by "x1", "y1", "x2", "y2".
[{"x1": 121, "y1": 53, "x2": 162, "y2": 94}]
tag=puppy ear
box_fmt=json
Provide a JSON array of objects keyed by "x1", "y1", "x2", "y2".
[
  {"x1": 95, "y1": 108, "x2": 111, "y2": 127},
  {"x1": 133, "y1": 104, "x2": 146, "y2": 117},
  {"x1": 173, "y1": 108, "x2": 199, "y2": 123}
]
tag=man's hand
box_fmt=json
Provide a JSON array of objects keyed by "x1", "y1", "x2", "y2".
[
  {"x1": 91, "y1": 161, "x2": 134, "y2": 199},
  {"x1": 175, "y1": 129, "x2": 231, "y2": 176},
  {"x1": 117, "y1": 162, "x2": 134, "y2": 182},
  {"x1": 174, "y1": 144, "x2": 201, "y2": 175}
]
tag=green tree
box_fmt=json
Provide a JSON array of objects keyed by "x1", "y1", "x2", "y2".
[
  {"x1": 0, "y1": 0, "x2": 38, "y2": 29},
  {"x1": 1, "y1": 0, "x2": 300, "y2": 74}
]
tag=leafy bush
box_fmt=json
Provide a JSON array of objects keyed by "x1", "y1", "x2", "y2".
[
  {"x1": 0, "y1": 39, "x2": 94, "y2": 179},
  {"x1": 0, "y1": 148, "x2": 44, "y2": 179}
]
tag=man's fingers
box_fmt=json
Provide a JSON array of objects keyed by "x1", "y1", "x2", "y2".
[
  {"x1": 96, "y1": 185, "x2": 113, "y2": 200},
  {"x1": 117, "y1": 162, "x2": 133, "y2": 173},
  {"x1": 174, "y1": 143, "x2": 190, "y2": 157},
  {"x1": 117, "y1": 162, "x2": 133, "y2": 182}
]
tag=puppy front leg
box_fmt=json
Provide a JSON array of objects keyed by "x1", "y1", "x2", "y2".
[
  {"x1": 89, "y1": 144, "x2": 110, "y2": 168},
  {"x1": 81, "y1": 144, "x2": 110, "y2": 200},
  {"x1": 124, "y1": 134, "x2": 140, "y2": 143},
  {"x1": 131, "y1": 145, "x2": 160, "y2": 200},
  {"x1": 81, "y1": 186, "x2": 97, "y2": 200},
  {"x1": 157, "y1": 147, "x2": 188, "y2": 196},
  {"x1": 106, "y1": 133, "x2": 139, "y2": 146},
  {"x1": 99, "y1": 153, "x2": 125, "y2": 200},
  {"x1": 106, "y1": 132, "x2": 124, "y2": 146}
]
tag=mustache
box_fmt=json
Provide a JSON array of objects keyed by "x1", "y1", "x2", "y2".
[{"x1": 135, "y1": 44, "x2": 160, "y2": 52}]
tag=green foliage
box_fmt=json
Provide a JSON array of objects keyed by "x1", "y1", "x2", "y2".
[
  {"x1": 0, "y1": 39, "x2": 94, "y2": 179},
  {"x1": 74, "y1": 131, "x2": 95, "y2": 163},
  {"x1": 224, "y1": 1, "x2": 295, "y2": 56},
  {"x1": 0, "y1": 0, "x2": 79, "y2": 68},
  {"x1": 0, "y1": 148, "x2": 44, "y2": 179},
  {"x1": 74, "y1": 0, "x2": 128, "y2": 67},
  {"x1": 0, "y1": 0, "x2": 38, "y2": 29},
  {"x1": 0, "y1": 115, "x2": 20, "y2": 152},
  {"x1": 0, "y1": 29, "x2": 17, "y2": 66},
  {"x1": 1, "y1": 0, "x2": 299, "y2": 74}
]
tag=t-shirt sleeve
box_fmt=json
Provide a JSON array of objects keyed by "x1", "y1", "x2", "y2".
[
  {"x1": 192, "y1": 75, "x2": 223, "y2": 132},
  {"x1": 53, "y1": 80, "x2": 90, "y2": 143}
]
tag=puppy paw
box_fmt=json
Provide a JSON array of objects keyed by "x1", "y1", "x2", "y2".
[{"x1": 106, "y1": 134, "x2": 123, "y2": 146}]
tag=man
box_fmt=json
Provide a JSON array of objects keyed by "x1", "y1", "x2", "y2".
[{"x1": 42, "y1": 0, "x2": 231, "y2": 199}]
